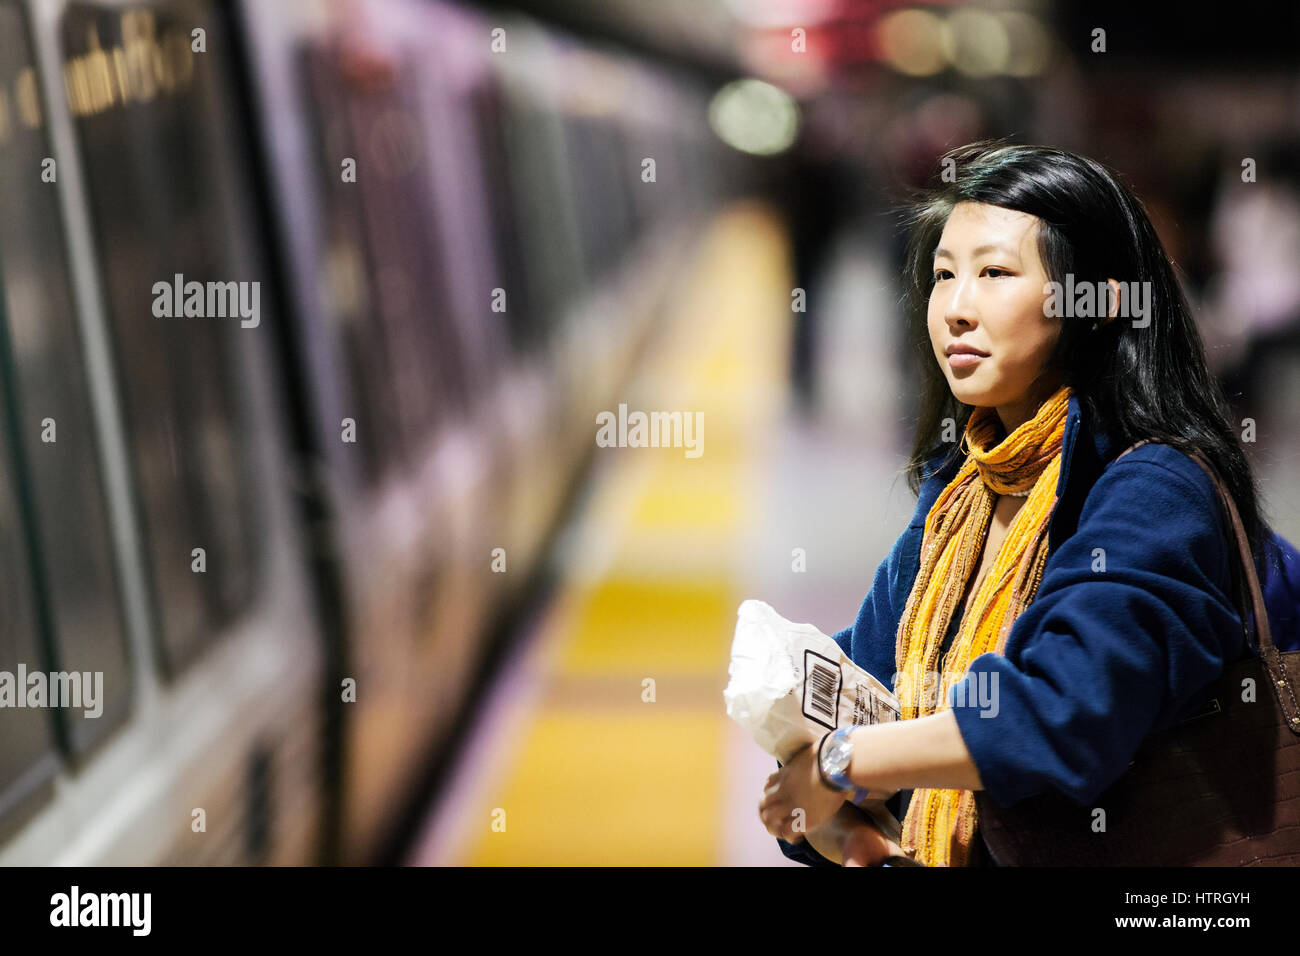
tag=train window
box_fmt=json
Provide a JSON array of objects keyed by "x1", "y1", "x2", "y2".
[
  {"x1": 0, "y1": 407, "x2": 60, "y2": 820},
  {"x1": 468, "y1": 81, "x2": 534, "y2": 354},
  {"x1": 300, "y1": 43, "x2": 475, "y2": 480},
  {"x1": 564, "y1": 116, "x2": 634, "y2": 282},
  {"x1": 299, "y1": 46, "x2": 408, "y2": 485},
  {"x1": 0, "y1": 2, "x2": 131, "y2": 752},
  {"x1": 334, "y1": 55, "x2": 459, "y2": 457},
  {"x1": 60, "y1": 3, "x2": 265, "y2": 674},
  {"x1": 470, "y1": 82, "x2": 588, "y2": 354},
  {"x1": 499, "y1": 96, "x2": 585, "y2": 343},
  {"x1": 0, "y1": 4, "x2": 62, "y2": 800}
]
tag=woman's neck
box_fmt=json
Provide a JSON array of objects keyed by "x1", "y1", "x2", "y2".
[{"x1": 995, "y1": 372, "x2": 1065, "y2": 433}]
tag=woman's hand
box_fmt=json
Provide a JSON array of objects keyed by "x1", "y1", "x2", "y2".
[
  {"x1": 806, "y1": 802, "x2": 908, "y2": 866},
  {"x1": 839, "y1": 810, "x2": 907, "y2": 866},
  {"x1": 758, "y1": 734, "x2": 844, "y2": 841}
]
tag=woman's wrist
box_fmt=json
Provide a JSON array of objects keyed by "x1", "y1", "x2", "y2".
[{"x1": 845, "y1": 711, "x2": 985, "y2": 793}]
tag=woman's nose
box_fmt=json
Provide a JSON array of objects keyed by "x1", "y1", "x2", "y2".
[{"x1": 944, "y1": 276, "x2": 978, "y2": 326}]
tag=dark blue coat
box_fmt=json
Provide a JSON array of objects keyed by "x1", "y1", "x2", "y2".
[{"x1": 779, "y1": 392, "x2": 1300, "y2": 866}]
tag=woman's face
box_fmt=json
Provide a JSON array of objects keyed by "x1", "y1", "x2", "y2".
[{"x1": 928, "y1": 201, "x2": 1062, "y2": 431}]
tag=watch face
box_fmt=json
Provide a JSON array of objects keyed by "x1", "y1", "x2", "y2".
[{"x1": 824, "y1": 735, "x2": 853, "y2": 778}]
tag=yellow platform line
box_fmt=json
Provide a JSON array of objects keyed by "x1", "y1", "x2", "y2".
[{"x1": 461, "y1": 202, "x2": 792, "y2": 865}]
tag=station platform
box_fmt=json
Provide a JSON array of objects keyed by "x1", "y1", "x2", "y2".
[{"x1": 405, "y1": 202, "x2": 921, "y2": 865}]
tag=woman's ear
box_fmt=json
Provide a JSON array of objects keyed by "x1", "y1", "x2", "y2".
[{"x1": 1102, "y1": 278, "x2": 1122, "y2": 324}]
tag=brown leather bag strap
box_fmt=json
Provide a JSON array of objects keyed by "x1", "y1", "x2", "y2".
[{"x1": 1113, "y1": 440, "x2": 1300, "y2": 734}]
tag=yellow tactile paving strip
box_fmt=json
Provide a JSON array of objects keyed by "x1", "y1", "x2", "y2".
[{"x1": 463, "y1": 202, "x2": 792, "y2": 865}]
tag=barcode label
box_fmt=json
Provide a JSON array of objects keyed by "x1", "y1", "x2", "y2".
[{"x1": 802, "y1": 650, "x2": 840, "y2": 730}]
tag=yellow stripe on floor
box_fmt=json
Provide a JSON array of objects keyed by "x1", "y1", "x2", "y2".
[
  {"x1": 468, "y1": 711, "x2": 724, "y2": 866},
  {"x1": 557, "y1": 576, "x2": 735, "y2": 675}
]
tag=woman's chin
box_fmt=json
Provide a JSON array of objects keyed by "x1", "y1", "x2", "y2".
[{"x1": 948, "y1": 384, "x2": 996, "y2": 407}]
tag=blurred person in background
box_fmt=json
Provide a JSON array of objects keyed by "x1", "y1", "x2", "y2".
[
  {"x1": 776, "y1": 103, "x2": 855, "y2": 417},
  {"x1": 1202, "y1": 137, "x2": 1300, "y2": 420}
]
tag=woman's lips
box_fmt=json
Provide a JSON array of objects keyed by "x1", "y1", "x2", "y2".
[{"x1": 948, "y1": 352, "x2": 985, "y2": 369}]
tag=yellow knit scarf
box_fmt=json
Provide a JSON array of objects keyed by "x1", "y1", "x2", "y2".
[{"x1": 895, "y1": 383, "x2": 1072, "y2": 866}]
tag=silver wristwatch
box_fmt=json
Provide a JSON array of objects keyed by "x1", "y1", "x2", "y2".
[{"x1": 818, "y1": 726, "x2": 871, "y2": 805}]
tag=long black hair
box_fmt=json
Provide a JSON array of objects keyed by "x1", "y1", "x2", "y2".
[{"x1": 899, "y1": 140, "x2": 1274, "y2": 573}]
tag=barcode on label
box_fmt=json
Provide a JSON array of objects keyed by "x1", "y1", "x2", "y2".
[{"x1": 802, "y1": 650, "x2": 841, "y2": 730}]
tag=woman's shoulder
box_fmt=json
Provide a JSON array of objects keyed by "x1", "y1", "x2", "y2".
[
  {"x1": 1076, "y1": 440, "x2": 1228, "y2": 560},
  {"x1": 1102, "y1": 439, "x2": 1211, "y2": 481},
  {"x1": 1092, "y1": 441, "x2": 1219, "y2": 510}
]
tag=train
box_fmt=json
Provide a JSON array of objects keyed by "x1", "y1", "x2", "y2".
[{"x1": 0, "y1": 0, "x2": 744, "y2": 864}]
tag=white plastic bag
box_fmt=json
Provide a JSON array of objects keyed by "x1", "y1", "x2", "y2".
[{"x1": 723, "y1": 599, "x2": 901, "y2": 805}]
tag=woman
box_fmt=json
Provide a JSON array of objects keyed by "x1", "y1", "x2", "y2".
[{"x1": 758, "y1": 141, "x2": 1292, "y2": 867}]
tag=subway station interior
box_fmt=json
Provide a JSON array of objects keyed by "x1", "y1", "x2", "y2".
[{"x1": 0, "y1": 0, "x2": 1297, "y2": 866}]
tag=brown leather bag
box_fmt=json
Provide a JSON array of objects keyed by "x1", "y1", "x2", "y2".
[{"x1": 974, "y1": 442, "x2": 1300, "y2": 866}]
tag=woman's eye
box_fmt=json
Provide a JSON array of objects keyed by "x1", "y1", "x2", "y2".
[
  {"x1": 933, "y1": 270, "x2": 952, "y2": 281},
  {"x1": 983, "y1": 267, "x2": 1011, "y2": 278}
]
